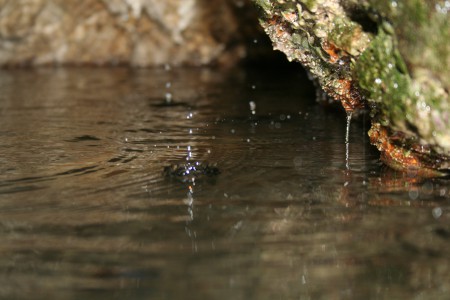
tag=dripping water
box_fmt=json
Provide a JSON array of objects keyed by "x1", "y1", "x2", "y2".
[{"x1": 345, "y1": 111, "x2": 353, "y2": 170}]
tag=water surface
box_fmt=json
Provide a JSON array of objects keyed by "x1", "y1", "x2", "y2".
[{"x1": 0, "y1": 67, "x2": 449, "y2": 299}]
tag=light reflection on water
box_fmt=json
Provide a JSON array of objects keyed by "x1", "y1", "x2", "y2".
[{"x1": 0, "y1": 67, "x2": 449, "y2": 299}]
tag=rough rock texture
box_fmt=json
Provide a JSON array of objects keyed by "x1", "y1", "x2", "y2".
[
  {"x1": 254, "y1": 0, "x2": 450, "y2": 176},
  {"x1": 0, "y1": 0, "x2": 261, "y2": 67}
]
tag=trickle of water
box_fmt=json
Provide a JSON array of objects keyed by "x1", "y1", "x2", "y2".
[{"x1": 345, "y1": 111, "x2": 353, "y2": 170}]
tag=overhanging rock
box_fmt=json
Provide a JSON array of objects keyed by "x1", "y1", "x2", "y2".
[{"x1": 253, "y1": 0, "x2": 449, "y2": 176}]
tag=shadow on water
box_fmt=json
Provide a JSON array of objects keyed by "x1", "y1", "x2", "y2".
[{"x1": 0, "y1": 66, "x2": 449, "y2": 299}]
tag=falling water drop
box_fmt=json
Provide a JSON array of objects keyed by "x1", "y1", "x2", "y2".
[
  {"x1": 165, "y1": 92, "x2": 173, "y2": 104},
  {"x1": 345, "y1": 111, "x2": 353, "y2": 170},
  {"x1": 249, "y1": 101, "x2": 256, "y2": 115}
]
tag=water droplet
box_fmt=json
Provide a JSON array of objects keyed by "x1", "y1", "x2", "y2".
[
  {"x1": 279, "y1": 114, "x2": 286, "y2": 121},
  {"x1": 391, "y1": 1, "x2": 398, "y2": 8},
  {"x1": 393, "y1": 83, "x2": 398, "y2": 89},
  {"x1": 246, "y1": 138, "x2": 250, "y2": 143},
  {"x1": 231, "y1": 129, "x2": 235, "y2": 134},
  {"x1": 251, "y1": 85, "x2": 256, "y2": 90},
  {"x1": 375, "y1": 78, "x2": 382, "y2": 85},
  {"x1": 165, "y1": 82, "x2": 171, "y2": 88},
  {"x1": 253, "y1": 39, "x2": 258, "y2": 44},
  {"x1": 409, "y1": 188, "x2": 419, "y2": 200},
  {"x1": 432, "y1": 207, "x2": 442, "y2": 219},
  {"x1": 165, "y1": 92, "x2": 173, "y2": 104},
  {"x1": 164, "y1": 64, "x2": 171, "y2": 71},
  {"x1": 249, "y1": 101, "x2": 256, "y2": 114}
]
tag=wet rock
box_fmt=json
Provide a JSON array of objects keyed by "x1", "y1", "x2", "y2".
[
  {"x1": 0, "y1": 0, "x2": 263, "y2": 67},
  {"x1": 253, "y1": 0, "x2": 450, "y2": 176}
]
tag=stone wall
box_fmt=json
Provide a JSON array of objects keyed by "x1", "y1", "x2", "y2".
[{"x1": 0, "y1": 0, "x2": 263, "y2": 67}]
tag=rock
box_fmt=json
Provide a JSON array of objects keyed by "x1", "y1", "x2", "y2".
[
  {"x1": 0, "y1": 0, "x2": 262, "y2": 67},
  {"x1": 253, "y1": 0, "x2": 450, "y2": 176}
]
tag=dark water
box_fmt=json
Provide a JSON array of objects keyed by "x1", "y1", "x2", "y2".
[{"x1": 0, "y1": 67, "x2": 449, "y2": 299}]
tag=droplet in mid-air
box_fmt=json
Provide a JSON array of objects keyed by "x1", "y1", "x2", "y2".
[{"x1": 165, "y1": 92, "x2": 173, "y2": 104}]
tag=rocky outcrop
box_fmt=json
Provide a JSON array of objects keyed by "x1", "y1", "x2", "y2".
[
  {"x1": 0, "y1": 0, "x2": 261, "y2": 67},
  {"x1": 254, "y1": 0, "x2": 450, "y2": 176}
]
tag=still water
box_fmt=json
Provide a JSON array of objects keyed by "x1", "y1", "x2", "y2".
[{"x1": 0, "y1": 67, "x2": 449, "y2": 299}]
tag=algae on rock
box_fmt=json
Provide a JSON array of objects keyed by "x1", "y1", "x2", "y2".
[{"x1": 253, "y1": 0, "x2": 450, "y2": 175}]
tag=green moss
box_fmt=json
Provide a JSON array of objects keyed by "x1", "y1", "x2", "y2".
[
  {"x1": 355, "y1": 26, "x2": 408, "y2": 102},
  {"x1": 254, "y1": 0, "x2": 273, "y2": 13},
  {"x1": 328, "y1": 17, "x2": 359, "y2": 54},
  {"x1": 301, "y1": 0, "x2": 318, "y2": 11},
  {"x1": 254, "y1": 0, "x2": 450, "y2": 171}
]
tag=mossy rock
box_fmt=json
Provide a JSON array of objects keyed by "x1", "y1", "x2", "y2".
[{"x1": 253, "y1": 0, "x2": 449, "y2": 176}]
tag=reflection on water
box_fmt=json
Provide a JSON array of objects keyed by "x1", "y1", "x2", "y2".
[{"x1": 0, "y1": 67, "x2": 449, "y2": 299}]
